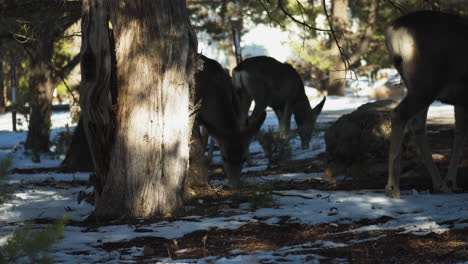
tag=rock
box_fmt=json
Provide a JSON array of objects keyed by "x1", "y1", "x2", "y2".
[{"x1": 325, "y1": 100, "x2": 425, "y2": 189}]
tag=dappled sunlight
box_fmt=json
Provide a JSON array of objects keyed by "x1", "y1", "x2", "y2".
[{"x1": 0, "y1": 186, "x2": 93, "y2": 222}]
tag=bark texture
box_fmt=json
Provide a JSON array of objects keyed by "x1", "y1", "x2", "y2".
[
  {"x1": 328, "y1": 0, "x2": 378, "y2": 96},
  {"x1": 25, "y1": 37, "x2": 55, "y2": 154},
  {"x1": 81, "y1": 0, "x2": 197, "y2": 219},
  {"x1": 0, "y1": 61, "x2": 5, "y2": 114},
  {"x1": 61, "y1": 117, "x2": 94, "y2": 171},
  {"x1": 328, "y1": 0, "x2": 349, "y2": 96},
  {"x1": 186, "y1": 123, "x2": 209, "y2": 191}
]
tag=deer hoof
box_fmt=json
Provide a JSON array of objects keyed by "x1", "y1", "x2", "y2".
[{"x1": 385, "y1": 184, "x2": 401, "y2": 199}]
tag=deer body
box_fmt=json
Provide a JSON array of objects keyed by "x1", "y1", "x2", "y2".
[
  {"x1": 195, "y1": 54, "x2": 265, "y2": 185},
  {"x1": 386, "y1": 11, "x2": 468, "y2": 198},
  {"x1": 232, "y1": 56, "x2": 326, "y2": 149}
]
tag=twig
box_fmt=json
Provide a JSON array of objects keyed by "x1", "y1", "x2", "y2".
[
  {"x1": 322, "y1": 0, "x2": 351, "y2": 73},
  {"x1": 271, "y1": 191, "x2": 316, "y2": 199},
  {"x1": 257, "y1": 0, "x2": 284, "y2": 28},
  {"x1": 383, "y1": 0, "x2": 406, "y2": 14},
  {"x1": 278, "y1": 0, "x2": 331, "y2": 32}
]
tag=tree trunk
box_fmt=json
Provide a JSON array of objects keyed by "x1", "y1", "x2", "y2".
[
  {"x1": 0, "y1": 61, "x2": 5, "y2": 114},
  {"x1": 25, "y1": 39, "x2": 81, "y2": 155},
  {"x1": 25, "y1": 41, "x2": 55, "y2": 155},
  {"x1": 328, "y1": 0, "x2": 349, "y2": 96},
  {"x1": 186, "y1": 122, "x2": 209, "y2": 192},
  {"x1": 81, "y1": 0, "x2": 197, "y2": 219},
  {"x1": 61, "y1": 117, "x2": 94, "y2": 171}
]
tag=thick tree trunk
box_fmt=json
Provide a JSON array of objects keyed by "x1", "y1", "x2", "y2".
[
  {"x1": 328, "y1": 0, "x2": 349, "y2": 96},
  {"x1": 81, "y1": 0, "x2": 197, "y2": 219}
]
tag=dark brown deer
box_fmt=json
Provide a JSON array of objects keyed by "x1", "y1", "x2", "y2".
[
  {"x1": 386, "y1": 10, "x2": 468, "y2": 198},
  {"x1": 195, "y1": 54, "x2": 266, "y2": 185},
  {"x1": 232, "y1": 56, "x2": 326, "y2": 149}
]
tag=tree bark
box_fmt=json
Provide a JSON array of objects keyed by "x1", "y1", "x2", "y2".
[
  {"x1": 25, "y1": 42, "x2": 81, "y2": 155},
  {"x1": 186, "y1": 122, "x2": 209, "y2": 191},
  {"x1": 61, "y1": 117, "x2": 94, "y2": 171},
  {"x1": 348, "y1": 0, "x2": 379, "y2": 65},
  {"x1": 25, "y1": 38, "x2": 55, "y2": 155},
  {"x1": 328, "y1": 0, "x2": 349, "y2": 96},
  {"x1": 81, "y1": 0, "x2": 197, "y2": 219},
  {"x1": 0, "y1": 61, "x2": 5, "y2": 114}
]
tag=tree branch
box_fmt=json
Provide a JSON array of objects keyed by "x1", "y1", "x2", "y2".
[
  {"x1": 277, "y1": 0, "x2": 331, "y2": 32},
  {"x1": 322, "y1": 0, "x2": 350, "y2": 70},
  {"x1": 348, "y1": 0, "x2": 379, "y2": 65}
]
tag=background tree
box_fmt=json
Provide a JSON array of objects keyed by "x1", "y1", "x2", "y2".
[
  {"x1": 81, "y1": 0, "x2": 197, "y2": 219},
  {"x1": 0, "y1": 0, "x2": 81, "y2": 157}
]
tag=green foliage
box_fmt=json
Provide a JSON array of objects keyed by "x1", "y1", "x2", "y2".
[
  {"x1": 257, "y1": 126, "x2": 292, "y2": 166},
  {"x1": 0, "y1": 216, "x2": 68, "y2": 264},
  {"x1": 247, "y1": 180, "x2": 277, "y2": 210},
  {"x1": 0, "y1": 156, "x2": 13, "y2": 205},
  {"x1": 248, "y1": 190, "x2": 274, "y2": 210}
]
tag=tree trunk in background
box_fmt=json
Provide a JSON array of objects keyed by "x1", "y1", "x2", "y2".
[
  {"x1": 81, "y1": 0, "x2": 197, "y2": 219},
  {"x1": 328, "y1": 0, "x2": 349, "y2": 96},
  {"x1": 25, "y1": 36, "x2": 81, "y2": 156},
  {"x1": 25, "y1": 38, "x2": 55, "y2": 155},
  {"x1": 61, "y1": 117, "x2": 94, "y2": 171},
  {"x1": 0, "y1": 61, "x2": 5, "y2": 114}
]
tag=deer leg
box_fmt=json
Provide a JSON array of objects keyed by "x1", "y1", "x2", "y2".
[
  {"x1": 409, "y1": 108, "x2": 449, "y2": 193},
  {"x1": 237, "y1": 90, "x2": 253, "y2": 127},
  {"x1": 387, "y1": 93, "x2": 435, "y2": 198},
  {"x1": 446, "y1": 105, "x2": 468, "y2": 191},
  {"x1": 282, "y1": 102, "x2": 293, "y2": 133},
  {"x1": 273, "y1": 108, "x2": 283, "y2": 128}
]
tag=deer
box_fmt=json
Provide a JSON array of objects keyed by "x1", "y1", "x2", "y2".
[
  {"x1": 232, "y1": 56, "x2": 326, "y2": 150},
  {"x1": 194, "y1": 54, "x2": 266, "y2": 186},
  {"x1": 386, "y1": 10, "x2": 468, "y2": 198}
]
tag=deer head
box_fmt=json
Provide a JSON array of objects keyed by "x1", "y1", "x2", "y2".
[
  {"x1": 295, "y1": 97, "x2": 326, "y2": 149},
  {"x1": 203, "y1": 112, "x2": 266, "y2": 185}
]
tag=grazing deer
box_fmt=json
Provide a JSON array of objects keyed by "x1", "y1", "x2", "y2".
[
  {"x1": 232, "y1": 56, "x2": 326, "y2": 149},
  {"x1": 195, "y1": 54, "x2": 266, "y2": 185},
  {"x1": 386, "y1": 10, "x2": 468, "y2": 198}
]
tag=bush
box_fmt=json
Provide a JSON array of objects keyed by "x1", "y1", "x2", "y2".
[
  {"x1": 0, "y1": 216, "x2": 68, "y2": 264},
  {"x1": 256, "y1": 126, "x2": 292, "y2": 167}
]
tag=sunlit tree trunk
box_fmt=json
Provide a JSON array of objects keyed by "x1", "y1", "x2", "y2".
[
  {"x1": 81, "y1": 0, "x2": 197, "y2": 219},
  {"x1": 328, "y1": 0, "x2": 349, "y2": 96}
]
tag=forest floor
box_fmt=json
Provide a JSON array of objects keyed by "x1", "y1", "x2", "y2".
[{"x1": 0, "y1": 97, "x2": 467, "y2": 263}]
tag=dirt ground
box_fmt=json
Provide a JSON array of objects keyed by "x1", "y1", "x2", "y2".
[{"x1": 20, "y1": 123, "x2": 468, "y2": 263}]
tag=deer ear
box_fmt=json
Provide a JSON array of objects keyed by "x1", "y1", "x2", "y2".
[
  {"x1": 243, "y1": 111, "x2": 266, "y2": 138},
  {"x1": 311, "y1": 97, "x2": 326, "y2": 119}
]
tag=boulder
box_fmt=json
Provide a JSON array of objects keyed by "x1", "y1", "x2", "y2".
[{"x1": 325, "y1": 100, "x2": 426, "y2": 189}]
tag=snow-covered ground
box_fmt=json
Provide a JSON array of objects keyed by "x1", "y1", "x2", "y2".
[{"x1": 0, "y1": 96, "x2": 465, "y2": 263}]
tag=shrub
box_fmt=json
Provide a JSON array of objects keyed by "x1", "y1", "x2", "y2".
[
  {"x1": 256, "y1": 126, "x2": 292, "y2": 167},
  {"x1": 0, "y1": 216, "x2": 68, "y2": 264}
]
